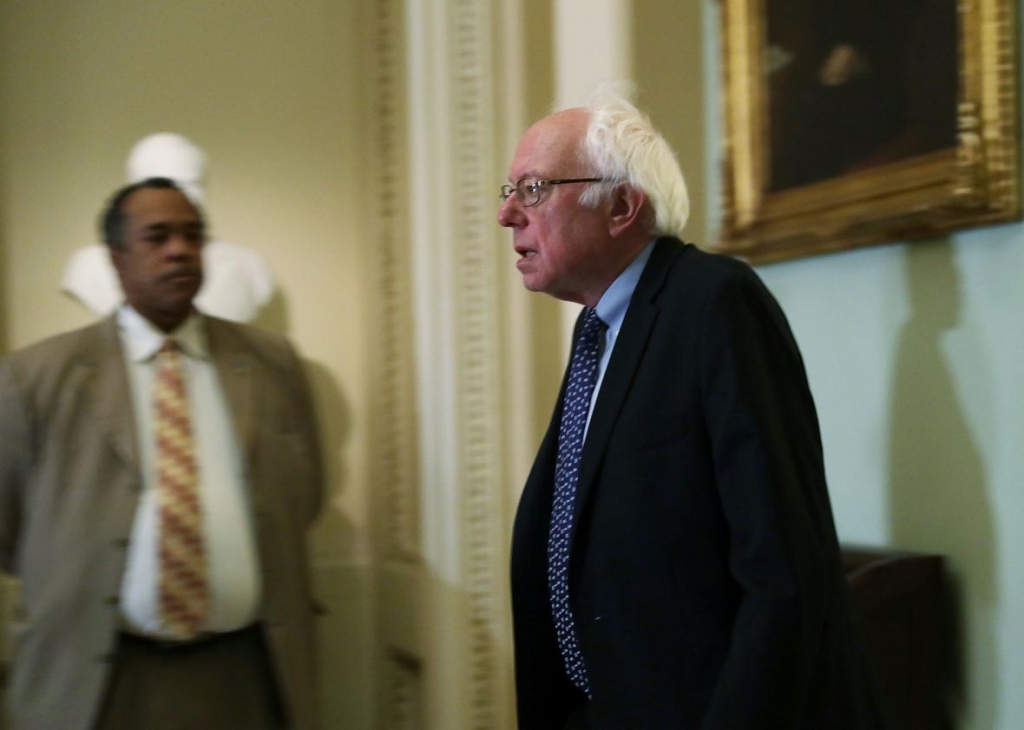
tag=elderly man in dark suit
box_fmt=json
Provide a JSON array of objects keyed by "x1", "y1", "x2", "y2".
[
  {"x1": 0, "y1": 178, "x2": 323, "y2": 729},
  {"x1": 498, "y1": 91, "x2": 886, "y2": 729}
]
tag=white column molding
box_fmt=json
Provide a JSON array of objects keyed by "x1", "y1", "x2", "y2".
[
  {"x1": 553, "y1": 0, "x2": 634, "y2": 348},
  {"x1": 368, "y1": 0, "x2": 421, "y2": 566},
  {"x1": 383, "y1": 0, "x2": 525, "y2": 727},
  {"x1": 554, "y1": 0, "x2": 633, "y2": 107}
]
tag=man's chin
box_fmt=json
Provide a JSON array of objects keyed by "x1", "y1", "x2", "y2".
[
  {"x1": 164, "y1": 291, "x2": 201, "y2": 317},
  {"x1": 167, "y1": 281, "x2": 202, "y2": 306},
  {"x1": 521, "y1": 272, "x2": 548, "y2": 294}
]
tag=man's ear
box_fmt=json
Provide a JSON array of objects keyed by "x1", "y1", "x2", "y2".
[
  {"x1": 607, "y1": 184, "x2": 648, "y2": 238},
  {"x1": 108, "y1": 244, "x2": 128, "y2": 281}
]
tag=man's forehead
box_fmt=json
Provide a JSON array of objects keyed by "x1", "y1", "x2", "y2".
[
  {"x1": 124, "y1": 187, "x2": 202, "y2": 226},
  {"x1": 512, "y1": 109, "x2": 589, "y2": 175}
]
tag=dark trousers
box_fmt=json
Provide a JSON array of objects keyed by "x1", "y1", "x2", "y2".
[{"x1": 95, "y1": 625, "x2": 286, "y2": 730}]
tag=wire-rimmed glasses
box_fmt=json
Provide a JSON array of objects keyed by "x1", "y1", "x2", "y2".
[{"x1": 499, "y1": 177, "x2": 607, "y2": 207}]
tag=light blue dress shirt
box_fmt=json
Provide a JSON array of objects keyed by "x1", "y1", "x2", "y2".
[{"x1": 584, "y1": 239, "x2": 656, "y2": 438}]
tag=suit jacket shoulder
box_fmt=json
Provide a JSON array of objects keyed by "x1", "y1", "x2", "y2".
[
  {"x1": 640, "y1": 238, "x2": 777, "y2": 308},
  {"x1": 203, "y1": 316, "x2": 305, "y2": 376},
  {"x1": 0, "y1": 318, "x2": 122, "y2": 421},
  {"x1": 1, "y1": 318, "x2": 117, "y2": 375}
]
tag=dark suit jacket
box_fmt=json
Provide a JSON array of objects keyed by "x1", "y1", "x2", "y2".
[
  {"x1": 0, "y1": 314, "x2": 323, "y2": 730},
  {"x1": 510, "y1": 239, "x2": 885, "y2": 729}
]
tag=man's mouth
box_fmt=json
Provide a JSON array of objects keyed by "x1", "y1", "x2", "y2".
[{"x1": 163, "y1": 270, "x2": 201, "y2": 283}]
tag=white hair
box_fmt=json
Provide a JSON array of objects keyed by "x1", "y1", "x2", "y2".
[{"x1": 575, "y1": 85, "x2": 690, "y2": 238}]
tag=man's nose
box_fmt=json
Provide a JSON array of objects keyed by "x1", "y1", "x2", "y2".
[
  {"x1": 167, "y1": 233, "x2": 202, "y2": 257},
  {"x1": 498, "y1": 196, "x2": 522, "y2": 227}
]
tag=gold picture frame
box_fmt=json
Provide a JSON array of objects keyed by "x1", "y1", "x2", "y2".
[{"x1": 714, "y1": 0, "x2": 1019, "y2": 264}]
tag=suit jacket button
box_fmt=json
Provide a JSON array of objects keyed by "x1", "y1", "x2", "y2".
[
  {"x1": 112, "y1": 537, "x2": 130, "y2": 548},
  {"x1": 104, "y1": 595, "x2": 119, "y2": 606}
]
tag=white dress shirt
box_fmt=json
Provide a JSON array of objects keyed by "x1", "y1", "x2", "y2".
[{"x1": 117, "y1": 306, "x2": 261, "y2": 637}]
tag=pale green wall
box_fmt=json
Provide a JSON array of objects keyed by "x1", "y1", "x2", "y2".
[
  {"x1": 700, "y1": 3, "x2": 1024, "y2": 728},
  {"x1": 0, "y1": 2, "x2": 374, "y2": 726},
  {"x1": 759, "y1": 234, "x2": 1024, "y2": 730}
]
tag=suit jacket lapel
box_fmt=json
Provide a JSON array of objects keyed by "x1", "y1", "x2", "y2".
[
  {"x1": 572, "y1": 238, "x2": 684, "y2": 526},
  {"x1": 91, "y1": 317, "x2": 139, "y2": 473},
  {"x1": 206, "y1": 318, "x2": 259, "y2": 462}
]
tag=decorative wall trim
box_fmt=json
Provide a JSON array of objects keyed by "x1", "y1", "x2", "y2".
[
  {"x1": 385, "y1": 651, "x2": 422, "y2": 730},
  {"x1": 448, "y1": 1, "x2": 505, "y2": 727},
  {"x1": 367, "y1": 0, "x2": 519, "y2": 726},
  {"x1": 369, "y1": 0, "x2": 420, "y2": 563}
]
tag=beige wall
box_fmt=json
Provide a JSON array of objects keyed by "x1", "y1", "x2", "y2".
[
  {"x1": 0, "y1": 202, "x2": 7, "y2": 352},
  {"x1": 633, "y1": 0, "x2": 707, "y2": 244},
  {"x1": 0, "y1": 1, "x2": 374, "y2": 726}
]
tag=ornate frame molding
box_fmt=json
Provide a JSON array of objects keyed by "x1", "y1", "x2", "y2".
[{"x1": 715, "y1": 0, "x2": 1019, "y2": 264}]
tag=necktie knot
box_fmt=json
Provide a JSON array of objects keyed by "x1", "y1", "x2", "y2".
[
  {"x1": 579, "y1": 308, "x2": 606, "y2": 345},
  {"x1": 159, "y1": 337, "x2": 182, "y2": 356}
]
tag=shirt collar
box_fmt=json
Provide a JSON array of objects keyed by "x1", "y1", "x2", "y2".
[
  {"x1": 594, "y1": 239, "x2": 656, "y2": 333},
  {"x1": 116, "y1": 306, "x2": 210, "y2": 363}
]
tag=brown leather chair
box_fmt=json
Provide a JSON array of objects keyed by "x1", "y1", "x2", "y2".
[{"x1": 843, "y1": 546, "x2": 955, "y2": 730}]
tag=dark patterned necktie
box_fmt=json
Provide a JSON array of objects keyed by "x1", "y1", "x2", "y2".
[{"x1": 548, "y1": 307, "x2": 606, "y2": 696}]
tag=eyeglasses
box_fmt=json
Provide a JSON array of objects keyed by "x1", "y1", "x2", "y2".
[{"x1": 499, "y1": 177, "x2": 607, "y2": 207}]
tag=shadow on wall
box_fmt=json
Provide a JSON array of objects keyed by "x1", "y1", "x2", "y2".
[
  {"x1": 253, "y1": 287, "x2": 359, "y2": 560},
  {"x1": 303, "y1": 356, "x2": 365, "y2": 729},
  {"x1": 887, "y1": 238, "x2": 998, "y2": 728},
  {"x1": 253, "y1": 287, "x2": 290, "y2": 338},
  {"x1": 305, "y1": 356, "x2": 358, "y2": 561},
  {"x1": 375, "y1": 565, "x2": 512, "y2": 729}
]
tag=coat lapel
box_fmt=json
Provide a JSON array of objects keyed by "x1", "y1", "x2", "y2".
[
  {"x1": 91, "y1": 318, "x2": 139, "y2": 473},
  {"x1": 206, "y1": 318, "x2": 259, "y2": 461},
  {"x1": 571, "y1": 238, "x2": 684, "y2": 527}
]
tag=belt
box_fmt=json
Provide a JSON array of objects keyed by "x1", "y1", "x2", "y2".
[{"x1": 120, "y1": 624, "x2": 259, "y2": 651}]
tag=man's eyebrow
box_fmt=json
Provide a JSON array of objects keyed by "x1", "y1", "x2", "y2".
[{"x1": 138, "y1": 220, "x2": 205, "y2": 231}]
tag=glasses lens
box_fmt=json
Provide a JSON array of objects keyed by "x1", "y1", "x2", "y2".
[
  {"x1": 500, "y1": 184, "x2": 514, "y2": 201},
  {"x1": 521, "y1": 179, "x2": 543, "y2": 207}
]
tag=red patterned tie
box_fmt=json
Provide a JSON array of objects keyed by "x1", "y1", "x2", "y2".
[{"x1": 153, "y1": 338, "x2": 207, "y2": 639}]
